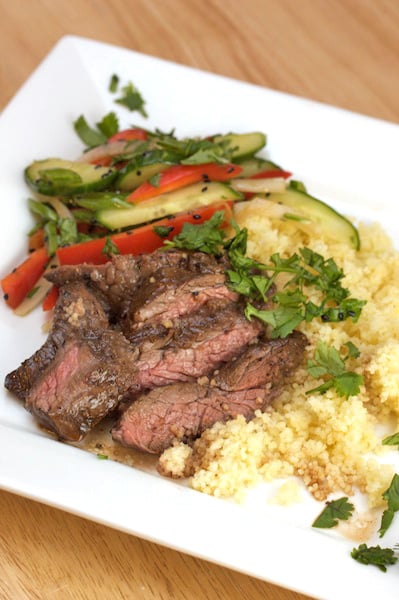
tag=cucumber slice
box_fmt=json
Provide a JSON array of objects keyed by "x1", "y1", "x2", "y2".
[
  {"x1": 97, "y1": 182, "x2": 243, "y2": 230},
  {"x1": 116, "y1": 150, "x2": 180, "y2": 191},
  {"x1": 25, "y1": 158, "x2": 117, "y2": 196},
  {"x1": 268, "y1": 188, "x2": 360, "y2": 249},
  {"x1": 213, "y1": 132, "x2": 266, "y2": 160},
  {"x1": 71, "y1": 192, "x2": 131, "y2": 211},
  {"x1": 237, "y1": 157, "x2": 284, "y2": 178}
]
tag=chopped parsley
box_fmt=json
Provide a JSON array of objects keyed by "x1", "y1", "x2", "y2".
[
  {"x1": 306, "y1": 341, "x2": 364, "y2": 399},
  {"x1": 73, "y1": 115, "x2": 108, "y2": 147},
  {"x1": 96, "y1": 453, "x2": 109, "y2": 460},
  {"x1": 165, "y1": 210, "x2": 227, "y2": 255},
  {"x1": 115, "y1": 81, "x2": 148, "y2": 117},
  {"x1": 102, "y1": 237, "x2": 120, "y2": 258},
  {"x1": 109, "y1": 73, "x2": 119, "y2": 93},
  {"x1": 379, "y1": 473, "x2": 399, "y2": 537},
  {"x1": 382, "y1": 432, "x2": 399, "y2": 447},
  {"x1": 153, "y1": 225, "x2": 174, "y2": 239},
  {"x1": 96, "y1": 111, "x2": 119, "y2": 138},
  {"x1": 351, "y1": 544, "x2": 397, "y2": 572},
  {"x1": 164, "y1": 210, "x2": 366, "y2": 338},
  {"x1": 312, "y1": 497, "x2": 354, "y2": 528}
]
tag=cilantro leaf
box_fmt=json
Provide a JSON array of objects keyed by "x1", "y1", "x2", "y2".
[
  {"x1": 58, "y1": 218, "x2": 78, "y2": 246},
  {"x1": 96, "y1": 111, "x2": 119, "y2": 138},
  {"x1": 344, "y1": 341, "x2": 361, "y2": 359},
  {"x1": 101, "y1": 237, "x2": 120, "y2": 258},
  {"x1": 153, "y1": 225, "x2": 174, "y2": 238},
  {"x1": 382, "y1": 432, "x2": 399, "y2": 447},
  {"x1": 312, "y1": 497, "x2": 354, "y2": 528},
  {"x1": 165, "y1": 210, "x2": 227, "y2": 255},
  {"x1": 245, "y1": 303, "x2": 304, "y2": 338},
  {"x1": 379, "y1": 474, "x2": 399, "y2": 537},
  {"x1": 148, "y1": 172, "x2": 161, "y2": 187},
  {"x1": 73, "y1": 115, "x2": 107, "y2": 147},
  {"x1": 351, "y1": 544, "x2": 397, "y2": 572},
  {"x1": 306, "y1": 341, "x2": 364, "y2": 399},
  {"x1": 115, "y1": 82, "x2": 148, "y2": 117},
  {"x1": 109, "y1": 74, "x2": 119, "y2": 93}
]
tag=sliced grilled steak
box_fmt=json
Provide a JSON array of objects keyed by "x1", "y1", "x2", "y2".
[
  {"x1": 46, "y1": 250, "x2": 228, "y2": 316},
  {"x1": 6, "y1": 282, "x2": 137, "y2": 441},
  {"x1": 112, "y1": 332, "x2": 307, "y2": 454},
  {"x1": 128, "y1": 301, "x2": 264, "y2": 390}
]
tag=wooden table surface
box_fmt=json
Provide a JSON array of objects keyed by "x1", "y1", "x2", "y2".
[{"x1": 1, "y1": 1, "x2": 399, "y2": 598}]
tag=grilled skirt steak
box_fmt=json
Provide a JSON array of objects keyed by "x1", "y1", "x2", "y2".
[
  {"x1": 112, "y1": 332, "x2": 307, "y2": 454},
  {"x1": 5, "y1": 282, "x2": 137, "y2": 441}
]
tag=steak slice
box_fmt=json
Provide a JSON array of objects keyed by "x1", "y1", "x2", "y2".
[
  {"x1": 112, "y1": 331, "x2": 307, "y2": 453},
  {"x1": 46, "y1": 250, "x2": 228, "y2": 316},
  {"x1": 5, "y1": 282, "x2": 137, "y2": 441},
  {"x1": 128, "y1": 301, "x2": 264, "y2": 390}
]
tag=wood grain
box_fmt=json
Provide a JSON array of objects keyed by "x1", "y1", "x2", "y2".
[{"x1": 1, "y1": 1, "x2": 399, "y2": 598}]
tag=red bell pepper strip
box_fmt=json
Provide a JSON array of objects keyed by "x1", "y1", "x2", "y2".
[
  {"x1": 107, "y1": 128, "x2": 148, "y2": 143},
  {"x1": 28, "y1": 228, "x2": 45, "y2": 252},
  {"x1": 42, "y1": 285, "x2": 59, "y2": 311},
  {"x1": 127, "y1": 163, "x2": 242, "y2": 203},
  {"x1": 251, "y1": 169, "x2": 291, "y2": 180},
  {"x1": 1, "y1": 247, "x2": 49, "y2": 309},
  {"x1": 57, "y1": 202, "x2": 233, "y2": 266}
]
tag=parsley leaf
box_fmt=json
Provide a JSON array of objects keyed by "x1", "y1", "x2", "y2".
[
  {"x1": 58, "y1": 218, "x2": 78, "y2": 246},
  {"x1": 165, "y1": 211, "x2": 227, "y2": 255},
  {"x1": 96, "y1": 111, "x2": 119, "y2": 138},
  {"x1": 73, "y1": 115, "x2": 107, "y2": 147},
  {"x1": 153, "y1": 225, "x2": 174, "y2": 239},
  {"x1": 351, "y1": 544, "x2": 397, "y2": 572},
  {"x1": 306, "y1": 340, "x2": 363, "y2": 399},
  {"x1": 382, "y1": 432, "x2": 399, "y2": 447},
  {"x1": 101, "y1": 237, "x2": 120, "y2": 258},
  {"x1": 379, "y1": 473, "x2": 399, "y2": 537},
  {"x1": 115, "y1": 81, "x2": 148, "y2": 117},
  {"x1": 245, "y1": 304, "x2": 304, "y2": 339},
  {"x1": 109, "y1": 73, "x2": 119, "y2": 93},
  {"x1": 312, "y1": 497, "x2": 354, "y2": 528},
  {"x1": 148, "y1": 172, "x2": 161, "y2": 187}
]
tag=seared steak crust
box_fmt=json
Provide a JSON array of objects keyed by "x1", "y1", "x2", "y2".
[{"x1": 112, "y1": 332, "x2": 307, "y2": 454}]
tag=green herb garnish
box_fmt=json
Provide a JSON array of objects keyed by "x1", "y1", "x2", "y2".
[
  {"x1": 351, "y1": 544, "x2": 397, "y2": 572},
  {"x1": 153, "y1": 225, "x2": 174, "y2": 239},
  {"x1": 306, "y1": 341, "x2": 363, "y2": 399},
  {"x1": 102, "y1": 237, "x2": 120, "y2": 258},
  {"x1": 96, "y1": 111, "x2": 119, "y2": 138},
  {"x1": 312, "y1": 497, "x2": 354, "y2": 528},
  {"x1": 379, "y1": 473, "x2": 399, "y2": 537},
  {"x1": 115, "y1": 81, "x2": 148, "y2": 117},
  {"x1": 382, "y1": 432, "x2": 399, "y2": 447},
  {"x1": 165, "y1": 211, "x2": 227, "y2": 255},
  {"x1": 148, "y1": 172, "x2": 161, "y2": 187},
  {"x1": 109, "y1": 73, "x2": 119, "y2": 93},
  {"x1": 97, "y1": 453, "x2": 109, "y2": 460},
  {"x1": 73, "y1": 115, "x2": 107, "y2": 147},
  {"x1": 26, "y1": 286, "x2": 40, "y2": 299}
]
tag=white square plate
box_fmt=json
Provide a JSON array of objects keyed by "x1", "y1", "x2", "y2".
[{"x1": 1, "y1": 36, "x2": 399, "y2": 599}]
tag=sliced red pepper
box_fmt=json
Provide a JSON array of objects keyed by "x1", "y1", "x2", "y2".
[
  {"x1": 107, "y1": 128, "x2": 148, "y2": 143},
  {"x1": 57, "y1": 202, "x2": 233, "y2": 266},
  {"x1": 251, "y1": 169, "x2": 291, "y2": 180},
  {"x1": 243, "y1": 168, "x2": 292, "y2": 199},
  {"x1": 28, "y1": 228, "x2": 45, "y2": 252},
  {"x1": 42, "y1": 285, "x2": 59, "y2": 311},
  {"x1": 127, "y1": 163, "x2": 242, "y2": 203},
  {"x1": 1, "y1": 247, "x2": 49, "y2": 309}
]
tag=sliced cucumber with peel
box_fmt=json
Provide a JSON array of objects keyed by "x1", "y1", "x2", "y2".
[
  {"x1": 116, "y1": 150, "x2": 180, "y2": 191},
  {"x1": 237, "y1": 157, "x2": 284, "y2": 177},
  {"x1": 267, "y1": 187, "x2": 360, "y2": 249},
  {"x1": 212, "y1": 132, "x2": 266, "y2": 161},
  {"x1": 25, "y1": 158, "x2": 117, "y2": 196},
  {"x1": 97, "y1": 182, "x2": 242, "y2": 230}
]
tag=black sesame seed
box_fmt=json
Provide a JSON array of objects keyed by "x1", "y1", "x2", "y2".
[
  {"x1": 3, "y1": 293, "x2": 9, "y2": 301},
  {"x1": 321, "y1": 314, "x2": 330, "y2": 322},
  {"x1": 193, "y1": 214, "x2": 201, "y2": 220},
  {"x1": 192, "y1": 290, "x2": 199, "y2": 297},
  {"x1": 94, "y1": 164, "x2": 102, "y2": 170},
  {"x1": 227, "y1": 167, "x2": 235, "y2": 173},
  {"x1": 12, "y1": 268, "x2": 17, "y2": 273},
  {"x1": 338, "y1": 312, "x2": 344, "y2": 321},
  {"x1": 348, "y1": 310, "x2": 356, "y2": 317},
  {"x1": 136, "y1": 170, "x2": 142, "y2": 176},
  {"x1": 201, "y1": 186, "x2": 208, "y2": 192}
]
